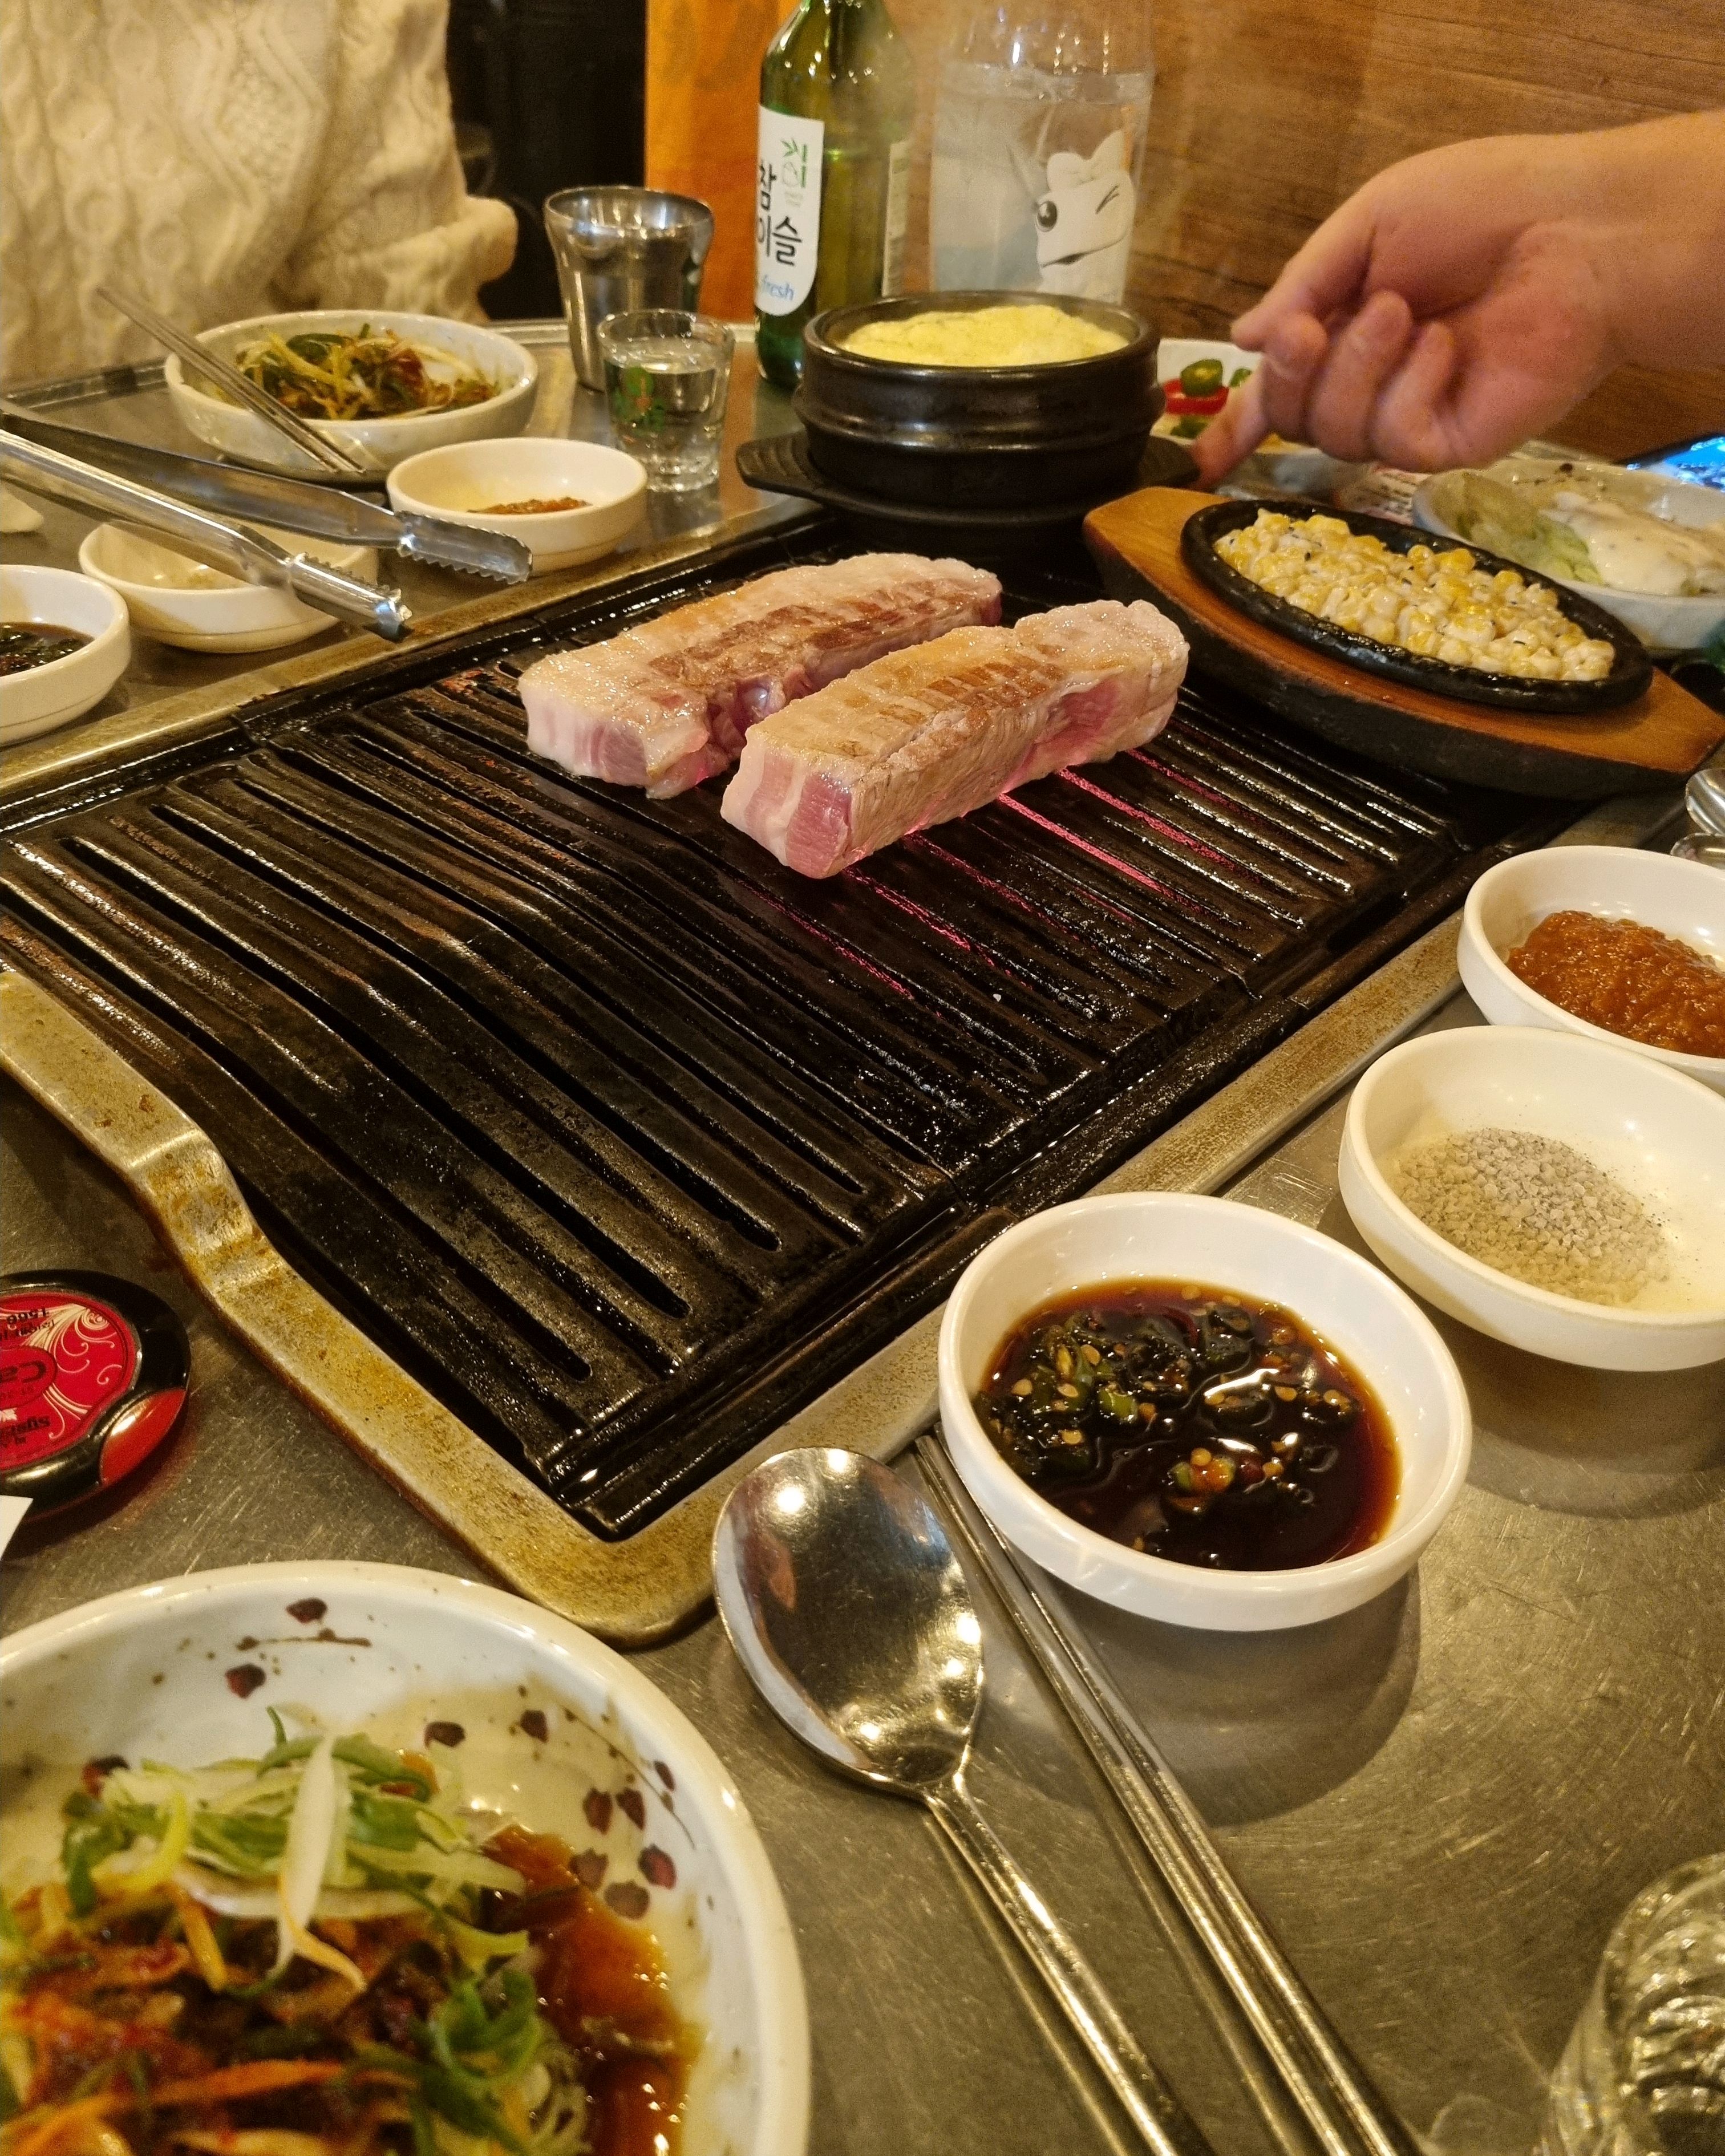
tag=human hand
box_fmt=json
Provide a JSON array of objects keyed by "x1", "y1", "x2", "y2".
[{"x1": 1192, "y1": 114, "x2": 1725, "y2": 485}]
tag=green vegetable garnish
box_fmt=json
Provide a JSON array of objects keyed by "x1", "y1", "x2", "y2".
[
  {"x1": 1179, "y1": 357, "x2": 1225, "y2": 395},
  {"x1": 1447, "y1": 472, "x2": 1601, "y2": 583}
]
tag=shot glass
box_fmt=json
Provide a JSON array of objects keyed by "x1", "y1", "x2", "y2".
[
  {"x1": 1542, "y1": 1854, "x2": 1725, "y2": 2155},
  {"x1": 597, "y1": 310, "x2": 734, "y2": 494},
  {"x1": 543, "y1": 188, "x2": 713, "y2": 391}
]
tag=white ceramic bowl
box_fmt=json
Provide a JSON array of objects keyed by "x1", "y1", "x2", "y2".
[
  {"x1": 1, "y1": 486, "x2": 44, "y2": 535},
  {"x1": 79, "y1": 522, "x2": 379, "y2": 652},
  {"x1": 165, "y1": 311, "x2": 538, "y2": 478},
  {"x1": 387, "y1": 437, "x2": 646, "y2": 574},
  {"x1": 1339, "y1": 1027, "x2": 1725, "y2": 1371},
  {"x1": 1414, "y1": 457, "x2": 1725, "y2": 653},
  {"x1": 1459, "y1": 845, "x2": 1725, "y2": 1094},
  {"x1": 0, "y1": 1562, "x2": 809, "y2": 2156},
  {"x1": 938, "y1": 1192, "x2": 1471, "y2": 1632},
  {"x1": 0, "y1": 564, "x2": 129, "y2": 740}
]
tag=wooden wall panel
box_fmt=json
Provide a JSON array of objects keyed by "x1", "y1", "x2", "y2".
[
  {"x1": 886, "y1": 0, "x2": 1725, "y2": 456},
  {"x1": 645, "y1": 0, "x2": 1722, "y2": 455}
]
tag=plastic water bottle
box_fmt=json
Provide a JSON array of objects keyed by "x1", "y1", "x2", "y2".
[{"x1": 930, "y1": 1, "x2": 1154, "y2": 304}]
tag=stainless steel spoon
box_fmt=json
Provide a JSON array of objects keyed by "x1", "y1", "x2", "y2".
[
  {"x1": 712, "y1": 1446, "x2": 1216, "y2": 2156},
  {"x1": 1686, "y1": 765, "x2": 1725, "y2": 839}
]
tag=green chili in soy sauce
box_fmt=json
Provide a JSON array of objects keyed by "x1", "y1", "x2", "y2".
[
  {"x1": 0, "y1": 623, "x2": 88, "y2": 676},
  {"x1": 975, "y1": 1282, "x2": 1399, "y2": 1571}
]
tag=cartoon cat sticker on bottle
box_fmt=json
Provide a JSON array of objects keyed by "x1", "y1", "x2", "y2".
[{"x1": 1031, "y1": 131, "x2": 1135, "y2": 299}]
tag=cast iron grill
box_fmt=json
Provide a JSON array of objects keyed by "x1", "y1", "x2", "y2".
[{"x1": 0, "y1": 526, "x2": 1559, "y2": 1534}]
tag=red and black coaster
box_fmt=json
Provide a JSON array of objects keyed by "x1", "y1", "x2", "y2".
[{"x1": 0, "y1": 1272, "x2": 190, "y2": 1514}]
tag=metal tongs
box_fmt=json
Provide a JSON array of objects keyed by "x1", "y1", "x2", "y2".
[
  {"x1": 98, "y1": 283, "x2": 373, "y2": 480},
  {"x1": 0, "y1": 429, "x2": 415, "y2": 642},
  {"x1": 0, "y1": 406, "x2": 531, "y2": 584}
]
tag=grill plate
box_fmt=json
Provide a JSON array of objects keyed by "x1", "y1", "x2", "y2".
[{"x1": 0, "y1": 526, "x2": 1561, "y2": 1534}]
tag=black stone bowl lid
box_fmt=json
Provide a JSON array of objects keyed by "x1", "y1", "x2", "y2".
[
  {"x1": 1181, "y1": 499, "x2": 1654, "y2": 715},
  {"x1": 799, "y1": 290, "x2": 1160, "y2": 452}
]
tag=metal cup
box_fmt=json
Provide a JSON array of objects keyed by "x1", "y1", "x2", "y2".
[{"x1": 544, "y1": 188, "x2": 716, "y2": 391}]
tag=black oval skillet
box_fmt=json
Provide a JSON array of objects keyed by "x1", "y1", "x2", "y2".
[{"x1": 1180, "y1": 499, "x2": 1653, "y2": 715}]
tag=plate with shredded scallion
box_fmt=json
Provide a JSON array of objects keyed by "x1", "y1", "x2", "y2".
[
  {"x1": 164, "y1": 310, "x2": 538, "y2": 479},
  {"x1": 0, "y1": 1562, "x2": 810, "y2": 2156}
]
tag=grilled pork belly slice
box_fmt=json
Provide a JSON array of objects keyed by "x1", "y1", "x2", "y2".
[
  {"x1": 519, "y1": 553, "x2": 1003, "y2": 797},
  {"x1": 720, "y1": 599, "x2": 1188, "y2": 878}
]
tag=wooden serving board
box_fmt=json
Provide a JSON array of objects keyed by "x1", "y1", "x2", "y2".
[{"x1": 1085, "y1": 487, "x2": 1725, "y2": 799}]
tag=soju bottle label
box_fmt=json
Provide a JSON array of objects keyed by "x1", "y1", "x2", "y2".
[
  {"x1": 756, "y1": 108, "x2": 825, "y2": 316},
  {"x1": 882, "y1": 139, "x2": 912, "y2": 297}
]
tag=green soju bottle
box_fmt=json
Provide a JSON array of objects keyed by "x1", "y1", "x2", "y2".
[{"x1": 755, "y1": 0, "x2": 916, "y2": 392}]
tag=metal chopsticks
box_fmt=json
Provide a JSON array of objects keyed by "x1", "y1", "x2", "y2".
[
  {"x1": 96, "y1": 284, "x2": 373, "y2": 479},
  {"x1": 916, "y1": 1431, "x2": 1420, "y2": 2156}
]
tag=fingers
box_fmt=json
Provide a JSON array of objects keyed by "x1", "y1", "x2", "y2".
[
  {"x1": 1233, "y1": 194, "x2": 1376, "y2": 351},
  {"x1": 1367, "y1": 320, "x2": 1465, "y2": 469},
  {"x1": 1301, "y1": 289, "x2": 1416, "y2": 462},
  {"x1": 1254, "y1": 313, "x2": 1329, "y2": 442},
  {"x1": 1189, "y1": 366, "x2": 1267, "y2": 485},
  {"x1": 1189, "y1": 315, "x2": 1328, "y2": 485}
]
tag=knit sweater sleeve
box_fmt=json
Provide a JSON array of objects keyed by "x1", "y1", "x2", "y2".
[{"x1": 277, "y1": 0, "x2": 516, "y2": 320}]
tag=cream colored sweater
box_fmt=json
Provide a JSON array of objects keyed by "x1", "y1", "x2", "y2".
[{"x1": 1, "y1": 0, "x2": 518, "y2": 386}]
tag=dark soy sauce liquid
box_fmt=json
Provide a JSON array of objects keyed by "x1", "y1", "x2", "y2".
[
  {"x1": 977, "y1": 1280, "x2": 1399, "y2": 1572},
  {"x1": 0, "y1": 623, "x2": 89, "y2": 676}
]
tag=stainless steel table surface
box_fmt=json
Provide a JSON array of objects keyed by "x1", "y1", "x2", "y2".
[
  {"x1": 6, "y1": 976, "x2": 1722, "y2": 2156},
  {"x1": 5, "y1": 354, "x2": 1721, "y2": 2143},
  {"x1": 1, "y1": 321, "x2": 801, "y2": 726}
]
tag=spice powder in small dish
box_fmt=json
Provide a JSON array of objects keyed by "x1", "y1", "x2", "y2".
[
  {"x1": 1505, "y1": 911, "x2": 1725, "y2": 1059},
  {"x1": 1390, "y1": 1126, "x2": 1667, "y2": 1306},
  {"x1": 483, "y1": 495, "x2": 589, "y2": 514}
]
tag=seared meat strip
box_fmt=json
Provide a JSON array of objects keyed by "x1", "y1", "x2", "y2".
[
  {"x1": 519, "y1": 553, "x2": 1003, "y2": 797},
  {"x1": 719, "y1": 600, "x2": 1188, "y2": 877}
]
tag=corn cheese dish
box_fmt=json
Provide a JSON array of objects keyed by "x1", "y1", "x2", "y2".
[{"x1": 1215, "y1": 511, "x2": 1618, "y2": 682}]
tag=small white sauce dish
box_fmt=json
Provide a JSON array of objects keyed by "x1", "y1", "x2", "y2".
[
  {"x1": 386, "y1": 438, "x2": 647, "y2": 573},
  {"x1": 1415, "y1": 456, "x2": 1725, "y2": 653},
  {"x1": 938, "y1": 1192, "x2": 1471, "y2": 1632},
  {"x1": 0, "y1": 1561, "x2": 811, "y2": 2156},
  {"x1": 1459, "y1": 844, "x2": 1725, "y2": 1094},
  {"x1": 1339, "y1": 1027, "x2": 1725, "y2": 1371},
  {"x1": 1, "y1": 486, "x2": 44, "y2": 534},
  {"x1": 79, "y1": 522, "x2": 379, "y2": 653},
  {"x1": 165, "y1": 310, "x2": 538, "y2": 479},
  {"x1": 0, "y1": 564, "x2": 129, "y2": 740}
]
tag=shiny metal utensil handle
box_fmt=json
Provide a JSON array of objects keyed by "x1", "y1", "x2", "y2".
[
  {"x1": 96, "y1": 282, "x2": 371, "y2": 477},
  {"x1": 1686, "y1": 765, "x2": 1725, "y2": 838},
  {"x1": 919, "y1": 1435, "x2": 1418, "y2": 2156},
  {"x1": 0, "y1": 431, "x2": 411, "y2": 642},
  {"x1": 925, "y1": 1774, "x2": 1217, "y2": 2156},
  {"x1": 0, "y1": 403, "x2": 529, "y2": 582}
]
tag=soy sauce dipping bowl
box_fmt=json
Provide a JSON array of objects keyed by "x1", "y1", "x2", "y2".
[
  {"x1": 796, "y1": 291, "x2": 1163, "y2": 512},
  {"x1": 937, "y1": 1193, "x2": 1471, "y2": 1632}
]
